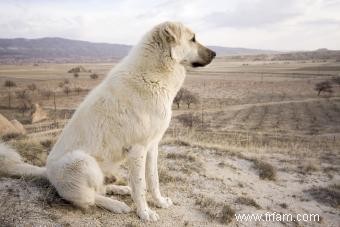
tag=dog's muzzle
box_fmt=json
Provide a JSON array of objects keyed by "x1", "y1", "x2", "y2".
[{"x1": 192, "y1": 48, "x2": 216, "y2": 67}]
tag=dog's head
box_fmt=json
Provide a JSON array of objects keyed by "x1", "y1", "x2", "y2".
[{"x1": 153, "y1": 21, "x2": 216, "y2": 68}]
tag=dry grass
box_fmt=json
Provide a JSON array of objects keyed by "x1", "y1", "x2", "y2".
[
  {"x1": 9, "y1": 138, "x2": 48, "y2": 166},
  {"x1": 306, "y1": 184, "x2": 340, "y2": 208},
  {"x1": 249, "y1": 158, "x2": 276, "y2": 181},
  {"x1": 195, "y1": 194, "x2": 235, "y2": 224},
  {"x1": 39, "y1": 138, "x2": 56, "y2": 150},
  {"x1": 235, "y1": 196, "x2": 261, "y2": 209},
  {"x1": 279, "y1": 203, "x2": 288, "y2": 209},
  {"x1": 166, "y1": 152, "x2": 196, "y2": 162},
  {"x1": 299, "y1": 160, "x2": 320, "y2": 174},
  {"x1": 1, "y1": 132, "x2": 26, "y2": 142},
  {"x1": 159, "y1": 168, "x2": 185, "y2": 184}
]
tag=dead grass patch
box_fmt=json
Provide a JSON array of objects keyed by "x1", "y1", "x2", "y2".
[
  {"x1": 279, "y1": 203, "x2": 288, "y2": 209},
  {"x1": 166, "y1": 152, "x2": 196, "y2": 162},
  {"x1": 305, "y1": 184, "x2": 340, "y2": 208},
  {"x1": 10, "y1": 139, "x2": 48, "y2": 166},
  {"x1": 1, "y1": 132, "x2": 26, "y2": 142},
  {"x1": 195, "y1": 194, "x2": 235, "y2": 224},
  {"x1": 235, "y1": 196, "x2": 261, "y2": 209},
  {"x1": 298, "y1": 160, "x2": 320, "y2": 174},
  {"x1": 39, "y1": 138, "x2": 56, "y2": 150},
  {"x1": 159, "y1": 169, "x2": 185, "y2": 184},
  {"x1": 246, "y1": 157, "x2": 276, "y2": 180},
  {"x1": 160, "y1": 138, "x2": 191, "y2": 147}
]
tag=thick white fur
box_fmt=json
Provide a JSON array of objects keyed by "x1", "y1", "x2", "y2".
[
  {"x1": 0, "y1": 143, "x2": 46, "y2": 177},
  {"x1": 0, "y1": 21, "x2": 215, "y2": 221}
]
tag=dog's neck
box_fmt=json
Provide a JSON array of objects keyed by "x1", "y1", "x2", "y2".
[
  {"x1": 116, "y1": 38, "x2": 187, "y2": 97},
  {"x1": 126, "y1": 37, "x2": 177, "y2": 73}
]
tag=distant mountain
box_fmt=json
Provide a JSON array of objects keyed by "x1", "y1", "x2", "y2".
[
  {"x1": 0, "y1": 37, "x2": 338, "y2": 63},
  {"x1": 0, "y1": 37, "x2": 131, "y2": 63},
  {"x1": 0, "y1": 37, "x2": 280, "y2": 63},
  {"x1": 208, "y1": 45, "x2": 278, "y2": 56}
]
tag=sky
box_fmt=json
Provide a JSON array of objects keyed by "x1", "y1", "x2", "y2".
[{"x1": 0, "y1": 0, "x2": 339, "y2": 50}]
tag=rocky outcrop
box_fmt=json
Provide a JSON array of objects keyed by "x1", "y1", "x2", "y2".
[
  {"x1": 10, "y1": 119, "x2": 26, "y2": 135},
  {"x1": 0, "y1": 114, "x2": 19, "y2": 136},
  {"x1": 31, "y1": 104, "x2": 48, "y2": 123}
]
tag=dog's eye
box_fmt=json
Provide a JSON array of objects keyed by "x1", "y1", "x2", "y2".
[{"x1": 190, "y1": 35, "x2": 196, "y2": 42}]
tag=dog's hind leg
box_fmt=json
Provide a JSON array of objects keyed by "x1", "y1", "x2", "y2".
[{"x1": 47, "y1": 150, "x2": 130, "y2": 213}]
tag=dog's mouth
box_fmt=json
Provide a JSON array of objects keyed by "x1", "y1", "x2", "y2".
[{"x1": 191, "y1": 62, "x2": 206, "y2": 67}]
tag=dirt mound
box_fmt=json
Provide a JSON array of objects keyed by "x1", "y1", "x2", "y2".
[
  {"x1": 0, "y1": 114, "x2": 18, "y2": 136},
  {"x1": 10, "y1": 119, "x2": 26, "y2": 135},
  {"x1": 31, "y1": 104, "x2": 48, "y2": 123}
]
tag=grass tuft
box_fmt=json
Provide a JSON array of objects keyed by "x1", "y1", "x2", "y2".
[
  {"x1": 246, "y1": 158, "x2": 276, "y2": 180},
  {"x1": 195, "y1": 194, "x2": 235, "y2": 224},
  {"x1": 306, "y1": 184, "x2": 340, "y2": 208},
  {"x1": 236, "y1": 196, "x2": 261, "y2": 209}
]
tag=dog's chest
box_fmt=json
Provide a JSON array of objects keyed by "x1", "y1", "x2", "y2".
[{"x1": 143, "y1": 95, "x2": 172, "y2": 136}]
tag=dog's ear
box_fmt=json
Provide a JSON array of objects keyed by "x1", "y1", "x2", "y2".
[{"x1": 162, "y1": 23, "x2": 180, "y2": 44}]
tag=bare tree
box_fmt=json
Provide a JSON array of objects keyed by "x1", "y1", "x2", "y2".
[
  {"x1": 15, "y1": 89, "x2": 32, "y2": 116},
  {"x1": 332, "y1": 76, "x2": 340, "y2": 85},
  {"x1": 52, "y1": 89, "x2": 58, "y2": 124},
  {"x1": 3, "y1": 80, "x2": 16, "y2": 108},
  {"x1": 63, "y1": 86, "x2": 71, "y2": 96},
  {"x1": 314, "y1": 81, "x2": 333, "y2": 96},
  {"x1": 90, "y1": 73, "x2": 99, "y2": 80},
  {"x1": 74, "y1": 86, "x2": 83, "y2": 95},
  {"x1": 182, "y1": 90, "x2": 199, "y2": 109},
  {"x1": 173, "y1": 88, "x2": 186, "y2": 109}
]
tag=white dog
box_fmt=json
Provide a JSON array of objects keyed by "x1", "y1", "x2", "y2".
[{"x1": 0, "y1": 21, "x2": 215, "y2": 221}]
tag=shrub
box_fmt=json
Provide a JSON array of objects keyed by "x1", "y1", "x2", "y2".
[
  {"x1": 1, "y1": 132, "x2": 25, "y2": 142},
  {"x1": 314, "y1": 81, "x2": 333, "y2": 96},
  {"x1": 177, "y1": 113, "x2": 200, "y2": 128},
  {"x1": 90, "y1": 73, "x2": 99, "y2": 79}
]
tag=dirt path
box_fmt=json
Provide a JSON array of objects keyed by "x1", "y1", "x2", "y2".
[
  {"x1": 173, "y1": 97, "x2": 340, "y2": 116},
  {"x1": 1, "y1": 143, "x2": 339, "y2": 226}
]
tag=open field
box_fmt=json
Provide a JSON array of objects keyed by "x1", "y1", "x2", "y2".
[{"x1": 1, "y1": 58, "x2": 340, "y2": 226}]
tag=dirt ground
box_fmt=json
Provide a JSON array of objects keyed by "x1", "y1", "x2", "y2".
[{"x1": 0, "y1": 141, "x2": 339, "y2": 226}]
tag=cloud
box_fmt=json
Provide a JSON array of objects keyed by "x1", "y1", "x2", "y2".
[
  {"x1": 204, "y1": 0, "x2": 303, "y2": 28},
  {"x1": 0, "y1": 0, "x2": 339, "y2": 50}
]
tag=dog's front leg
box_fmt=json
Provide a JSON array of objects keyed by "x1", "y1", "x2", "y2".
[
  {"x1": 127, "y1": 145, "x2": 159, "y2": 221},
  {"x1": 146, "y1": 143, "x2": 173, "y2": 208}
]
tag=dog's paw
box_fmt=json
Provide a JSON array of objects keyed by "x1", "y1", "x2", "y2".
[
  {"x1": 115, "y1": 201, "x2": 132, "y2": 213},
  {"x1": 115, "y1": 185, "x2": 131, "y2": 195},
  {"x1": 137, "y1": 208, "x2": 159, "y2": 221},
  {"x1": 155, "y1": 196, "x2": 173, "y2": 209},
  {"x1": 106, "y1": 200, "x2": 131, "y2": 213},
  {"x1": 106, "y1": 185, "x2": 131, "y2": 195}
]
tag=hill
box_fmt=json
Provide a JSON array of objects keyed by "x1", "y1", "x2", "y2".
[
  {"x1": 1, "y1": 37, "x2": 339, "y2": 63},
  {"x1": 0, "y1": 37, "x2": 278, "y2": 63},
  {"x1": 0, "y1": 37, "x2": 130, "y2": 63}
]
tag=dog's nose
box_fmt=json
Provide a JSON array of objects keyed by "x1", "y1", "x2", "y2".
[{"x1": 210, "y1": 50, "x2": 216, "y2": 58}]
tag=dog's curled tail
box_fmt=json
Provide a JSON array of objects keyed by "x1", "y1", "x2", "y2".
[{"x1": 0, "y1": 143, "x2": 46, "y2": 178}]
